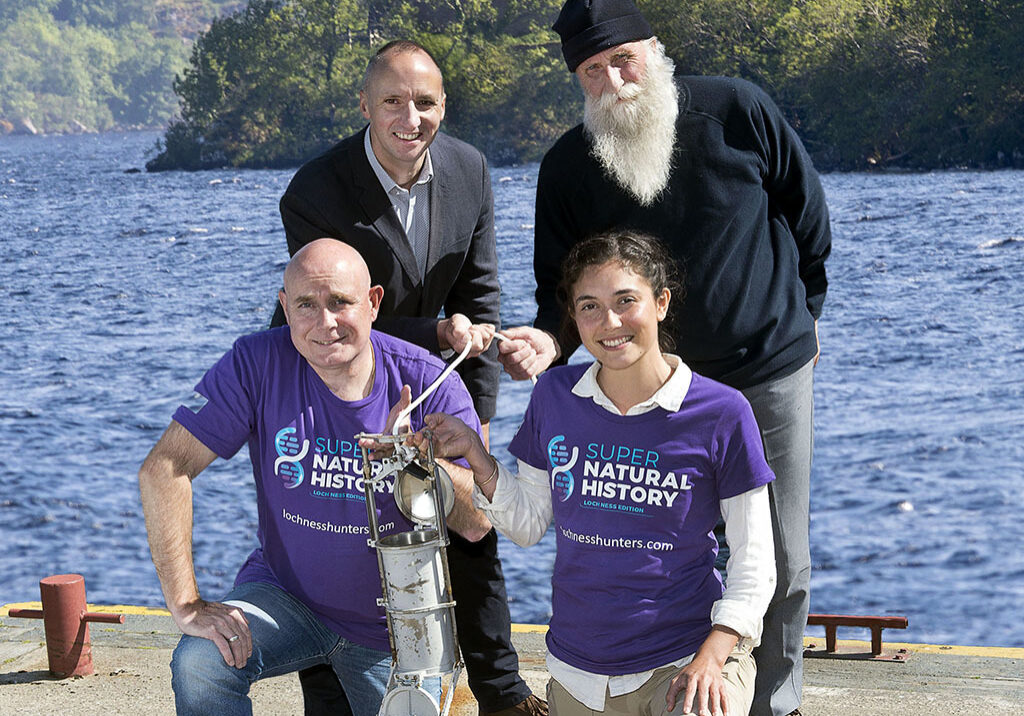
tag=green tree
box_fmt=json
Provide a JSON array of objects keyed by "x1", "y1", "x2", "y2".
[
  {"x1": 916, "y1": 0, "x2": 1024, "y2": 166},
  {"x1": 52, "y1": 0, "x2": 156, "y2": 27},
  {"x1": 1, "y1": 3, "x2": 191, "y2": 132},
  {"x1": 148, "y1": 0, "x2": 577, "y2": 169},
  {"x1": 768, "y1": 0, "x2": 939, "y2": 167},
  {"x1": 108, "y1": 26, "x2": 188, "y2": 126},
  {"x1": 0, "y1": 8, "x2": 117, "y2": 129},
  {"x1": 150, "y1": 0, "x2": 372, "y2": 169},
  {"x1": 0, "y1": 0, "x2": 58, "y2": 25},
  {"x1": 407, "y1": 0, "x2": 578, "y2": 162},
  {"x1": 146, "y1": 0, "x2": 1024, "y2": 170},
  {"x1": 0, "y1": 0, "x2": 242, "y2": 133}
]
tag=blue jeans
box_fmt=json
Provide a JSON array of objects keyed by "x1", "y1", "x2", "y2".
[
  {"x1": 170, "y1": 581, "x2": 391, "y2": 716},
  {"x1": 743, "y1": 359, "x2": 815, "y2": 716}
]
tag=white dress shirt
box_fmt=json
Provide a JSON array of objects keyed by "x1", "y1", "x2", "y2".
[
  {"x1": 474, "y1": 356, "x2": 777, "y2": 710},
  {"x1": 364, "y1": 129, "x2": 433, "y2": 278}
]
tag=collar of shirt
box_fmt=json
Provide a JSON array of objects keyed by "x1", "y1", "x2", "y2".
[
  {"x1": 570, "y1": 354, "x2": 693, "y2": 415},
  {"x1": 363, "y1": 127, "x2": 433, "y2": 194}
]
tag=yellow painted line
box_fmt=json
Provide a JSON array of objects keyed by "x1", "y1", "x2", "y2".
[
  {"x1": 803, "y1": 636, "x2": 1024, "y2": 659},
  {"x1": 517, "y1": 625, "x2": 1023, "y2": 657},
  {"x1": 2, "y1": 602, "x2": 171, "y2": 617},
  {"x1": 512, "y1": 626, "x2": 1024, "y2": 658},
  {"x1": 511, "y1": 623, "x2": 548, "y2": 634}
]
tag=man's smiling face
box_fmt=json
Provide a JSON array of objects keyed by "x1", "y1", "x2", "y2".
[
  {"x1": 360, "y1": 48, "x2": 446, "y2": 188},
  {"x1": 279, "y1": 240, "x2": 382, "y2": 386}
]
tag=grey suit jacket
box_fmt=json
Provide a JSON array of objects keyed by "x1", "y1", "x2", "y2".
[{"x1": 277, "y1": 128, "x2": 501, "y2": 420}]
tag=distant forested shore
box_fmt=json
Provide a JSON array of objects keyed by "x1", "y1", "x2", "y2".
[
  {"x1": 0, "y1": 0, "x2": 242, "y2": 134},
  {"x1": 4, "y1": 1, "x2": 1021, "y2": 172}
]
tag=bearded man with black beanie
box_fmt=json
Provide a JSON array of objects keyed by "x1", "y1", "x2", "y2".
[{"x1": 496, "y1": 3, "x2": 831, "y2": 716}]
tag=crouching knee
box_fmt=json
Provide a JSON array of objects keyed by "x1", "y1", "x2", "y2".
[{"x1": 171, "y1": 634, "x2": 253, "y2": 714}]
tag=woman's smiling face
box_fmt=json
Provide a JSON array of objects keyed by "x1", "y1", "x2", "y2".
[{"x1": 570, "y1": 260, "x2": 670, "y2": 374}]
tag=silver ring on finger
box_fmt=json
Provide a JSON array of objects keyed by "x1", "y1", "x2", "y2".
[{"x1": 227, "y1": 634, "x2": 240, "y2": 643}]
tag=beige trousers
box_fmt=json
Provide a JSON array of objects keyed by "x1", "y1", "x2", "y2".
[{"x1": 547, "y1": 644, "x2": 756, "y2": 716}]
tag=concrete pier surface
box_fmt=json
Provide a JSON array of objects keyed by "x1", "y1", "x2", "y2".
[{"x1": 2, "y1": 603, "x2": 1021, "y2": 715}]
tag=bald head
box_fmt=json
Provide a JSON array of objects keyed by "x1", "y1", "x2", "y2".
[
  {"x1": 279, "y1": 239, "x2": 383, "y2": 396},
  {"x1": 284, "y1": 238, "x2": 372, "y2": 294},
  {"x1": 362, "y1": 40, "x2": 443, "y2": 93}
]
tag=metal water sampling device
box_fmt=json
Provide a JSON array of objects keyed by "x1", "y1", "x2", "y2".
[{"x1": 357, "y1": 343, "x2": 471, "y2": 716}]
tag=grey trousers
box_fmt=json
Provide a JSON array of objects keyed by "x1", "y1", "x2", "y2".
[{"x1": 742, "y1": 359, "x2": 815, "y2": 716}]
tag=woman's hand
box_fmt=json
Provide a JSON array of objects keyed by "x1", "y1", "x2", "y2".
[
  {"x1": 664, "y1": 626, "x2": 740, "y2": 716},
  {"x1": 496, "y1": 326, "x2": 559, "y2": 380},
  {"x1": 410, "y1": 413, "x2": 491, "y2": 475}
]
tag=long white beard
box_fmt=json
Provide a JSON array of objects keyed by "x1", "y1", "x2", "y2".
[{"x1": 583, "y1": 45, "x2": 679, "y2": 206}]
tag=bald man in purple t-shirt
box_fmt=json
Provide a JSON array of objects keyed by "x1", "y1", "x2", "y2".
[{"x1": 139, "y1": 240, "x2": 492, "y2": 716}]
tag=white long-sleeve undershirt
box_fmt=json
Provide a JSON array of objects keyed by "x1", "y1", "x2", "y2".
[{"x1": 472, "y1": 357, "x2": 776, "y2": 710}]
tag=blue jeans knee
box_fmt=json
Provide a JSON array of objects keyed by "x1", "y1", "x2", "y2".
[{"x1": 171, "y1": 633, "x2": 257, "y2": 716}]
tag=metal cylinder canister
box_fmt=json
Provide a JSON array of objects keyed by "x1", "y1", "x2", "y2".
[{"x1": 377, "y1": 530, "x2": 457, "y2": 675}]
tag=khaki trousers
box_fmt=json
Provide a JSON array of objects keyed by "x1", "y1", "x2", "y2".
[{"x1": 547, "y1": 644, "x2": 756, "y2": 716}]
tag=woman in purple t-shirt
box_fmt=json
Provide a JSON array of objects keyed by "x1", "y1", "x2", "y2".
[{"x1": 410, "y1": 230, "x2": 776, "y2": 716}]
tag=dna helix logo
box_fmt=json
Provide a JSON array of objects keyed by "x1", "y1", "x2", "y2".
[
  {"x1": 547, "y1": 435, "x2": 578, "y2": 502},
  {"x1": 274, "y1": 427, "x2": 309, "y2": 489}
]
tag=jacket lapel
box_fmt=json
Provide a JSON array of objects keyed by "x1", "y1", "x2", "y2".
[
  {"x1": 425, "y1": 141, "x2": 450, "y2": 310},
  {"x1": 350, "y1": 128, "x2": 422, "y2": 286}
]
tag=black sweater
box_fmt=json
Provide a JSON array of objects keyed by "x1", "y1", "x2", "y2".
[{"x1": 534, "y1": 75, "x2": 831, "y2": 390}]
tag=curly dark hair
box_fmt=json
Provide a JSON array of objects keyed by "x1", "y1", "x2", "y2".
[{"x1": 556, "y1": 229, "x2": 684, "y2": 354}]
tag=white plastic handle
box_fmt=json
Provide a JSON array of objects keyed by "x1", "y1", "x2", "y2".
[{"x1": 393, "y1": 341, "x2": 473, "y2": 435}]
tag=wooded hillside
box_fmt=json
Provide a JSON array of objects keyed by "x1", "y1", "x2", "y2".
[
  {"x1": 0, "y1": 0, "x2": 242, "y2": 133},
  {"x1": 4, "y1": 0, "x2": 1019, "y2": 171},
  {"x1": 147, "y1": 0, "x2": 1024, "y2": 171}
]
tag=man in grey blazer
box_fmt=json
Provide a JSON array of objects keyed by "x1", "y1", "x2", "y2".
[{"x1": 274, "y1": 41, "x2": 543, "y2": 716}]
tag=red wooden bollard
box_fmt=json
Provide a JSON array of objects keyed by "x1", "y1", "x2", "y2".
[{"x1": 8, "y1": 574, "x2": 125, "y2": 677}]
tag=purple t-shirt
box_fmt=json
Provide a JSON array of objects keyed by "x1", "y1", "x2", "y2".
[
  {"x1": 173, "y1": 327, "x2": 479, "y2": 651},
  {"x1": 508, "y1": 363, "x2": 774, "y2": 674}
]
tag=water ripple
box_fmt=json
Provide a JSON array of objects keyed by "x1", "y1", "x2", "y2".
[{"x1": 1, "y1": 133, "x2": 1022, "y2": 646}]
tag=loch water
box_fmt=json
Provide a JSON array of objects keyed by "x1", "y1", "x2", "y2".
[{"x1": 1, "y1": 131, "x2": 1022, "y2": 647}]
